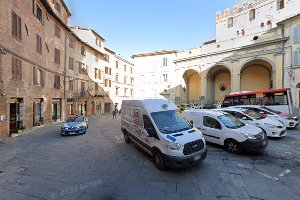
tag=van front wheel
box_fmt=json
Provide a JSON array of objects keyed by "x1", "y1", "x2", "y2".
[
  {"x1": 225, "y1": 139, "x2": 241, "y2": 154},
  {"x1": 124, "y1": 132, "x2": 131, "y2": 143},
  {"x1": 153, "y1": 151, "x2": 166, "y2": 170}
]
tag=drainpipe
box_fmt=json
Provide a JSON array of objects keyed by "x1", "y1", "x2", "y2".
[{"x1": 63, "y1": 33, "x2": 68, "y2": 121}]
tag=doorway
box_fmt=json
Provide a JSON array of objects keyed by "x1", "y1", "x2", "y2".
[
  {"x1": 9, "y1": 98, "x2": 23, "y2": 134},
  {"x1": 104, "y1": 103, "x2": 111, "y2": 113},
  {"x1": 52, "y1": 99, "x2": 61, "y2": 122}
]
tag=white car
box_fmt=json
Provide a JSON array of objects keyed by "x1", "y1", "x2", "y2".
[
  {"x1": 121, "y1": 99, "x2": 207, "y2": 170},
  {"x1": 217, "y1": 108, "x2": 287, "y2": 138},
  {"x1": 230, "y1": 105, "x2": 299, "y2": 128},
  {"x1": 182, "y1": 110, "x2": 268, "y2": 153}
]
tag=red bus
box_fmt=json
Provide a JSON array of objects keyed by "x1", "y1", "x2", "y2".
[{"x1": 222, "y1": 88, "x2": 296, "y2": 115}]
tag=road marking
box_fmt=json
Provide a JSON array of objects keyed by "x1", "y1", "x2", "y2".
[
  {"x1": 278, "y1": 169, "x2": 291, "y2": 178},
  {"x1": 115, "y1": 136, "x2": 120, "y2": 141}
]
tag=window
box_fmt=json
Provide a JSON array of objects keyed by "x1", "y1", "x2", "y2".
[
  {"x1": 95, "y1": 69, "x2": 98, "y2": 79},
  {"x1": 116, "y1": 87, "x2": 119, "y2": 95},
  {"x1": 109, "y1": 68, "x2": 112, "y2": 75},
  {"x1": 163, "y1": 74, "x2": 168, "y2": 82},
  {"x1": 33, "y1": 1, "x2": 43, "y2": 24},
  {"x1": 12, "y1": 57, "x2": 22, "y2": 80},
  {"x1": 78, "y1": 62, "x2": 85, "y2": 74},
  {"x1": 131, "y1": 89, "x2": 133, "y2": 97},
  {"x1": 116, "y1": 61, "x2": 118, "y2": 69},
  {"x1": 277, "y1": 0, "x2": 284, "y2": 10},
  {"x1": 55, "y1": 1, "x2": 61, "y2": 13},
  {"x1": 227, "y1": 17, "x2": 233, "y2": 28},
  {"x1": 124, "y1": 77, "x2": 126, "y2": 84},
  {"x1": 163, "y1": 57, "x2": 168, "y2": 66},
  {"x1": 12, "y1": 11, "x2": 22, "y2": 41},
  {"x1": 143, "y1": 115, "x2": 156, "y2": 132},
  {"x1": 109, "y1": 80, "x2": 112, "y2": 87},
  {"x1": 69, "y1": 57, "x2": 74, "y2": 70},
  {"x1": 124, "y1": 65, "x2": 126, "y2": 72},
  {"x1": 69, "y1": 39, "x2": 74, "y2": 48},
  {"x1": 81, "y1": 46, "x2": 86, "y2": 56},
  {"x1": 249, "y1": 9, "x2": 255, "y2": 20},
  {"x1": 105, "y1": 67, "x2": 108, "y2": 74},
  {"x1": 293, "y1": 25, "x2": 300, "y2": 43},
  {"x1": 131, "y1": 78, "x2": 133, "y2": 85},
  {"x1": 54, "y1": 75, "x2": 60, "y2": 89},
  {"x1": 54, "y1": 48, "x2": 60, "y2": 64},
  {"x1": 130, "y1": 67, "x2": 133, "y2": 73},
  {"x1": 55, "y1": 24, "x2": 60, "y2": 38},
  {"x1": 124, "y1": 88, "x2": 127, "y2": 95},
  {"x1": 95, "y1": 83, "x2": 98, "y2": 91},
  {"x1": 267, "y1": 20, "x2": 272, "y2": 29},
  {"x1": 81, "y1": 82, "x2": 85, "y2": 94},
  {"x1": 69, "y1": 80, "x2": 73, "y2": 91},
  {"x1": 36, "y1": 33, "x2": 42, "y2": 55},
  {"x1": 294, "y1": 50, "x2": 300, "y2": 66},
  {"x1": 95, "y1": 53, "x2": 98, "y2": 62},
  {"x1": 33, "y1": 67, "x2": 44, "y2": 86},
  {"x1": 203, "y1": 116, "x2": 222, "y2": 130},
  {"x1": 104, "y1": 79, "x2": 108, "y2": 87},
  {"x1": 116, "y1": 75, "x2": 119, "y2": 82}
]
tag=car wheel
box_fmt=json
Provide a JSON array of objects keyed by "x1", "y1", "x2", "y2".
[
  {"x1": 124, "y1": 132, "x2": 131, "y2": 143},
  {"x1": 153, "y1": 151, "x2": 166, "y2": 170},
  {"x1": 225, "y1": 139, "x2": 241, "y2": 154},
  {"x1": 260, "y1": 128, "x2": 268, "y2": 138}
]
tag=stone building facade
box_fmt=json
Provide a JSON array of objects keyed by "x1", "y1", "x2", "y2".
[
  {"x1": 133, "y1": 0, "x2": 300, "y2": 109},
  {"x1": 0, "y1": 0, "x2": 134, "y2": 139}
]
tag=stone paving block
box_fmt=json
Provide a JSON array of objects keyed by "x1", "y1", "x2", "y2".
[
  {"x1": 166, "y1": 181, "x2": 177, "y2": 193},
  {"x1": 144, "y1": 189, "x2": 165, "y2": 200},
  {"x1": 148, "y1": 180, "x2": 166, "y2": 191},
  {"x1": 176, "y1": 181, "x2": 201, "y2": 195},
  {"x1": 165, "y1": 192, "x2": 180, "y2": 200},
  {"x1": 91, "y1": 186, "x2": 117, "y2": 200}
]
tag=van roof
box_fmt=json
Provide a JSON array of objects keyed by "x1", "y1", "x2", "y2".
[
  {"x1": 183, "y1": 109, "x2": 225, "y2": 117},
  {"x1": 122, "y1": 99, "x2": 178, "y2": 113}
]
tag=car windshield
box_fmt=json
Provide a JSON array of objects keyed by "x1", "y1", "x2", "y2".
[
  {"x1": 217, "y1": 114, "x2": 245, "y2": 129},
  {"x1": 243, "y1": 110, "x2": 264, "y2": 120},
  {"x1": 262, "y1": 106, "x2": 281, "y2": 114},
  {"x1": 150, "y1": 110, "x2": 192, "y2": 134},
  {"x1": 66, "y1": 117, "x2": 84, "y2": 123}
]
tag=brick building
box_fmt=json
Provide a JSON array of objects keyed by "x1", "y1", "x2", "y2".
[{"x1": 0, "y1": 0, "x2": 134, "y2": 139}]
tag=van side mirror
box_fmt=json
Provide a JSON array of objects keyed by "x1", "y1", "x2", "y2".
[
  {"x1": 146, "y1": 128, "x2": 156, "y2": 137},
  {"x1": 190, "y1": 120, "x2": 194, "y2": 125},
  {"x1": 215, "y1": 124, "x2": 222, "y2": 130}
]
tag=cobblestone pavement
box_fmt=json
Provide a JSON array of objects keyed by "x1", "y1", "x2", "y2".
[{"x1": 0, "y1": 114, "x2": 300, "y2": 200}]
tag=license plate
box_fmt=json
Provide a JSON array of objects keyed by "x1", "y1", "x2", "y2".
[
  {"x1": 194, "y1": 155, "x2": 201, "y2": 161},
  {"x1": 262, "y1": 141, "x2": 267, "y2": 146},
  {"x1": 69, "y1": 132, "x2": 75, "y2": 135}
]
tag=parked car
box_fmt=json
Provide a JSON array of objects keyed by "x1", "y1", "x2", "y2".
[
  {"x1": 182, "y1": 110, "x2": 268, "y2": 153},
  {"x1": 121, "y1": 99, "x2": 207, "y2": 170},
  {"x1": 217, "y1": 108, "x2": 286, "y2": 138},
  {"x1": 230, "y1": 105, "x2": 299, "y2": 128},
  {"x1": 61, "y1": 115, "x2": 88, "y2": 136}
]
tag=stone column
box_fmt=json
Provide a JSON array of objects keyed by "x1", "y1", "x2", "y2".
[{"x1": 274, "y1": 53, "x2": 283, "y2": 89}]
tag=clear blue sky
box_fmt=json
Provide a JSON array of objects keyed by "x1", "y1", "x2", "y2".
[{"x1": 65, "y1": 0, "x2": 239, "y2": 60}]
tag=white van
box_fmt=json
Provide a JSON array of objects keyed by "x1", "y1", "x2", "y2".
[
  {"x1": 230, "y1": 105, "x2": 298, "y2": 128},
  {"x1": 183, "y1": 110, "x2": 268, "y2": 153},
  {"x1": 218, "y1": 108, "x2": 287, "y2": 138},
  {"x1": 121, "y1": 99, "x2": 207, "y2": 169}
]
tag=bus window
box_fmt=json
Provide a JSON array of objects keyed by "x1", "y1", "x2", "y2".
[
  {"x1": 233, "y1": 97, "x2": 239, "y2": 105},
  {"x1": 240, "y1": 96, "x2": 249, "y2": 105},
  {"x1": 249, "y1": 95, "x2": 256, "y2": 105},
  {"x1": 274, "y1": 92, "x2": 288, "y2": 105},
  {"x1": 222, "y1": 98, "x2": 232, "y2": 107}
]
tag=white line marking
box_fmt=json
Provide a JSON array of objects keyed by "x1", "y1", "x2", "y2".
[{"x1": 278, "y1": 169, "x2": 291, "y2": 178}]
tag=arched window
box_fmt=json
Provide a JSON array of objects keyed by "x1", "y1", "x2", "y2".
[
  {"x1": 249, "y1": 9, "x2": 255, "y2": 20},
  {"x1": 228, "y1": 17, "x2": 233, "y2": 28},
  {"x1": 267, "y1": 20, "x2": 272, "y2": 29}
]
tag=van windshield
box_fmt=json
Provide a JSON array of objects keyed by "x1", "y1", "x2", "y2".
[
  {"x1": 243, "y1": 109, "x2": 265, "y2": 120},
  {"x1": 217, "y1": 114, "x2": 245, "y2": 129},
  {"x1": 150, "y1": 110, "x2": 192, "y2": 134}
]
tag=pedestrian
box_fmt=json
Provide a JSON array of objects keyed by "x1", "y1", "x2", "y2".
[
  {"x1": 112, "y1": 109, "x2": 116, "y2": 119},
  {"x1": 119, "y1": 109, "x2": 121, "y2": 115}
]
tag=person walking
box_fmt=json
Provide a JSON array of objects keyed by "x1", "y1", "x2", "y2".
[{"x1": 112, "y1": 109, "x2": 116, "y2": 119}]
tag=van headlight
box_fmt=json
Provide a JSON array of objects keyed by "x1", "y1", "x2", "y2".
[
  {"x1": 242, "y1": 132, "x2": 256, "y2": 140},
  {"x1": 264, "y1": 123, "x2": 276, "y2": 128},
  {"x1": 167, "y1": 142, "x2": 181, "y2": 150}
]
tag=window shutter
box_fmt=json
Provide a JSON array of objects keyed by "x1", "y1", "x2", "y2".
[
  {"x1": 17, "y1": 60, "x2": 22, "y2": 80},
  {"x1": 294, "y1": 27, "x2": 299, "y2": 43},
  {"x1": 54, "y1": 75, "x2": 57, "y2": 88},
  {"x1": 12, "y1": 58, "x2": 16, "y2": 79},
  {"x1": 33, "y1": 66, "x2": 36, "y2": 85},
  {"x1": 33, "y1": 0, "x2": 37, "y2": 16},
  {"x1": 41, "y1": 70, "x2": 45, "y2": 87},
  {"x1": 17, "y1": 15, "x2": 22, "y2": 40},
  {"x1": 12, "y1": 11, "x2": 17, "y2": 38},
  {"x1": 294, "y1": 50, "x2": 299, "y2": 66}
]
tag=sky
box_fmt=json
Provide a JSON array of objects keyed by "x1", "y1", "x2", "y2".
[{"x1": 65, "y1": 0, "x2": 239, "y2": 61}]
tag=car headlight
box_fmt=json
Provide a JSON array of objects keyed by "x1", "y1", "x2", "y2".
[
  {"x1": 242, "y1": 132, "x2": 256, "y2": 140},
  {"x1": 167, "y1": 142, "x2": 181, "y2": 150},
  {"x1": 284, "y1": 116, "x2": 291, "y2": 120},
  {"x1": 264, "y1": 123, "x2": 276, "y2": 128}
]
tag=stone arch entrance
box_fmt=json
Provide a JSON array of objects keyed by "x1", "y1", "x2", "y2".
[
  {"x1": 207, "y1": 65, "x2": 231, "y2": 104},
  {"x1": 182, "y1": 69, "x2": 201, "y2": 104},
  {"x1": 240, "y1": 59, "x2": 273, "y2": 91}
]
